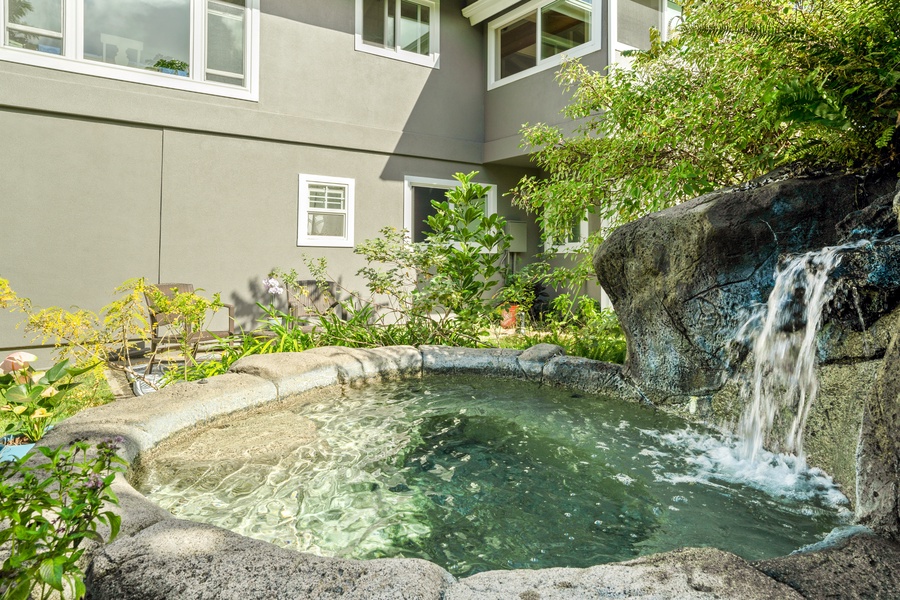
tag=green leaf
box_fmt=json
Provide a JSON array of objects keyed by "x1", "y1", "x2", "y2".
[
  {"x1": 2, "y1": 580, "x2": 34, "y2": 600},
  {"x1": 38, "y1": 557, "x2": 65, "y2": 591},
  {"x1": 43, "y1": 359, "x2": 71, "y2": 384}
]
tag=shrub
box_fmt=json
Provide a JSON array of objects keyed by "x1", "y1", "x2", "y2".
[{"x1": 0, "y1": 439, "x2": 125, "y2": 600}]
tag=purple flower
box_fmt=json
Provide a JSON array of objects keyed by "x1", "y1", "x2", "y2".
[
  {"x1": 85, "y1": 473, "x2": 105, "y2": 490},
  {"x1": 262, "y1": 277, "x2": 284, "y2": 296}
]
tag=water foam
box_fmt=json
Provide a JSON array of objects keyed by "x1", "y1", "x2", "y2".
[{"x1": 651, "y1": 427, "x2": 850, "y2": 512}]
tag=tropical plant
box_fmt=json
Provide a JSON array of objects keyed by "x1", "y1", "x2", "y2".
[
  {"x1": 0, "y1": 352, "x2": 93, "y2": 443},
  {"x1": 0, "y1": 438, "x2": 125, "y2": 600},
  {"x1": 422, "y1": 171, "x2": 512, "y2": 320}
]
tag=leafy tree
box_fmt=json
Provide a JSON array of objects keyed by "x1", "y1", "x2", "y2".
[{"x1": 512, "y1": 0, "x2": 900, "y2": 242}]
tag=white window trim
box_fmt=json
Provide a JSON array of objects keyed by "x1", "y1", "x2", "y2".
[
  {"x1": 355, "y1": 0, "x2": 440, "y2": 68},
  {"x1": 487, "y1": 0, "x2": 600, "y2": 89},
  {"x1": 0, "y1": 0, "x2": 260, "y2": 101},
  {"x1": 403, "y1": 175, "x2": 498, "y2": 241},
  {"x1": 545, "y1": 218, "x2": 589, "y2": 254},
  {"x1": 298, "y1": 174, "x2": 356, "y2": 248},
  {"x1": 608, "y1": 0, "x2": 680, "y2": 68}
]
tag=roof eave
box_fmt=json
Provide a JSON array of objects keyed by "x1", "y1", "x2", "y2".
[{"x1": 461, "y1": 0, "x2": 522, "y2": 25}]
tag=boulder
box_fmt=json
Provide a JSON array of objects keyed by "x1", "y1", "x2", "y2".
[
  {"x1": 445, "y1": 547, "x2": 802, "y2": 600},
  {"x1": 85, "y1": 519, "x2": 455, "y2": 600},
  {"x1": 755, "y1": 532, "x2": 900, "y2": 598},
  {"x1": 594, "y1": 170, "x2": 899, "y2": 402},
  {"x1": 856, "y1": 320, "x2": 900, "y2": 540}
]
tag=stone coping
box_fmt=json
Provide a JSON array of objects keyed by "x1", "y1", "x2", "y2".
[{"x1": 31, "y1": 345, "x2": 895, "y2": 599}]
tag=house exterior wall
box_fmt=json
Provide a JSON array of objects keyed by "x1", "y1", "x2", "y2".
[
  {"x1": 0, "y1": 0, "x2": 543, "y2": 350},
  {"x1": 481, "y1": 0, "x2": 610, "y2": 164}
]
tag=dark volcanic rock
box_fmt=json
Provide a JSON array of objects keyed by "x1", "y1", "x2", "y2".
[
  {"x1": 755, "y1": 532, "x2": 900, "y2": 599},
  {"x1": 594, "y1": 171, "x2": 899, "y2": 401},
  {"x1": 857, "y1": 320, "x2": 900, "y2": 541}
]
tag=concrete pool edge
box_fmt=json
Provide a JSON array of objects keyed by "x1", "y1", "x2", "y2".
[{"x1": 33, "y1": 345, "x2": 899, "y2": 599}]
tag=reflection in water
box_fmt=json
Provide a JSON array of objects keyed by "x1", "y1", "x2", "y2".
[{"x1": 137, "y1": 377, "x2": 850, "y2": 577}]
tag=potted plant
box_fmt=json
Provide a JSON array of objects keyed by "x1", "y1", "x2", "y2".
[
  {"x1": 498, "y1": 271, "x2": 535, "y2": 331},
  {"x1": 152, "y1": 58, "x2": 189, "y2": 77},
  {"x1": 0, "y1": 352, "x2": 89, "y2": 461}
]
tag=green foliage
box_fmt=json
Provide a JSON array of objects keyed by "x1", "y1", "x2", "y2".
[
  {"x1": 500, "y1": 299, "x2": 627, "y2": 364},
  {"x1": 422, "y1": 172, "x2": 511, "y2": 320},
  {"x1": 513, "y1": 0, "x2": 900, "y2": 246},
  {"x1": 146, "y1": 284, "x2": 226, "y2": 382},
  {"x1": 152, "y1": 58, "x2": 189, "y2": 73},
  {"x1": 15, "y1": 277, "x2": 229, "y2": 391},
  {"x1": 0, "y1": 439, "x2": 125, "y2": 600},
  {"x1": 0, "y1": 353, "x2": 94, "y2": 442}
]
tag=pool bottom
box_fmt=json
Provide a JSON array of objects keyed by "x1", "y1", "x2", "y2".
[{"x1": 135, "y1": 376, "x2": 850, "y2": 577}]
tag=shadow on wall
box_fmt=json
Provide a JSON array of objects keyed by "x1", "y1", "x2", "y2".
[{"x1": 230, "y1": 272, "x2": 353, "y2": 332}]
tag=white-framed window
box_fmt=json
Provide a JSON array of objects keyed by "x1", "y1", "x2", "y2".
[
  {"x1": 609, "y1": 0, "x2": 680, "y2": 67},
  {"x1": 487, "y1": 0, "x2": 598, "y2": 89},
  {"x1": 403, "y1": 175, "x2": 498, "y2": 243},
  {"x1": 298, "y1": 175, "x2": 356, "y2": 248},
  {"x1": 355, "y1": 0, "x2": 440, "y2": 68},
  {"x1": 1, "y1": 0, "x2": 260, "y2": 101},
  {"x1": 544, "y1": 217, "x2": 589, "y2": 253}
]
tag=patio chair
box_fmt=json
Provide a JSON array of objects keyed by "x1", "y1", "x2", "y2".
[
  {"x1": 287, "y1": 280, "x2": 343, "y2": 332},
  {"x1": 144, "y1": 283, "x2": 236, "y2": 369}
]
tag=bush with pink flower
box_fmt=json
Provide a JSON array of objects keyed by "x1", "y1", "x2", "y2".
[{"x1": 0, "y1": 352, "x2": 93, "y2": 443}]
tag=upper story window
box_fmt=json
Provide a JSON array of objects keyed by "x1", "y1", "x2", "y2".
[
  {"x1": 298, "y1": 175, "x2": 356, "y2": 248},
  {"x1": 355, "y1": 0, "x2": 440, "y2": 68},
  {"x1": 1, "y1": 0, "x2": 259, "y2": 101},
  {"x1": 613, "y1": 0, "x2": 680, "y2": 66},
  {"x1": 488, "y1": 0, "x2": 598, "y2": 89}
]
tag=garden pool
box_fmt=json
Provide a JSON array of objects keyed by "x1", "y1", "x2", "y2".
[{"x1": 134, "y1": 376, "x2": 850, "y2": 577}]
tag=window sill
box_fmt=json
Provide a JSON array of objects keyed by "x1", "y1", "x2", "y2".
[
  {"x1": 0, "y1": 47, "x2": 258, "y2": 101},
  {"x1": 354, "y1": 38, "x2": 440, "y2": 69},
  {"x1": 297, "y1": 238, "x2": 355, "y2": 248}
]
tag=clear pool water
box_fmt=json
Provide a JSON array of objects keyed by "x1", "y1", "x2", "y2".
[{"x1": 135, "y1": 377, "x2": 850, "y2": 576}]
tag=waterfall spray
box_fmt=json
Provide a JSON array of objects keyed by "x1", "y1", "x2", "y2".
[{"x1": 736, "y1": 240, "x2": 868, "y2": 465}]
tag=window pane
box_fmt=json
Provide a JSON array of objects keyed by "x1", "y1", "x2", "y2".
[
  {"x1": 412, "y1": 186, "x2": 445, "y2": 243},
  {"x1": 83, "y1": 0, "x2": 191, "y2": 74},
  {"x1": 541, "y1": 0, "x2": 591, "y2": 60},
  {"x1": 308, "y1": 184, "x2": 347, "y2": 210},
  {"x1": 361, "y1": 0, "x2": 395, "y2": 49},
  {"x1": 207, "y1": 0, "x2": 245, "y2": 85},
  {"x1": 617, "y1": 0, "x2": 661, "y2": 50},
  {"x1": 6, "y1": 0, "x2": 63, "y2": 54},
  {"x1": 308, "y1": 213, "x2": 346, "y2": 237},
  {"x1": 498, "y1": 13, "x2": 536, "y2": 79},
  {"x1": 399, "y1": 0, "x2": 429, "y2": 55}
]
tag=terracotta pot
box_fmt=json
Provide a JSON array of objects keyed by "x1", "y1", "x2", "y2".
[{"x1": 500, "y1": 304, "x2": 518, "y2": 329}]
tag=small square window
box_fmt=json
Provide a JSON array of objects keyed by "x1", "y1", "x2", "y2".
[
  {"x1": 356, "y1": 0, "x2": 439, "y2": 68},
  {"x1": 298, "y1": 175, "x2": 355, "y2": 247}
]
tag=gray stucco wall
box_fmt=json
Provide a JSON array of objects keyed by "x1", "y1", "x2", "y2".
[
  {"x1": 483, "y1": 2, "x2": 610, "y2": 164},
  {"x1": 0, "y1": 1, "x2": 543, "y2": 350}
]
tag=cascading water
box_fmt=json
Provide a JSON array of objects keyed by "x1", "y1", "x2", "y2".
[{"x1": 735, "y1": 240, "x2": 869, "y2": 465}]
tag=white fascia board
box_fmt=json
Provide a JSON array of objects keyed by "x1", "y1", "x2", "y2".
[{"x1": 461, "y1": 0, "x2": 522, "y2": 25}]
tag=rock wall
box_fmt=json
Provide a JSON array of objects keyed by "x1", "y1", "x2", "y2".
[
  {"x1": 593, "y1": 167, "x2": 900, "y2": 529},
  {"x1": 857, "y1": 322, "x2": 900, "y2": 540},
  {"x1": 594, "y1": 170, "x2": 898, "y2": 403}
]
